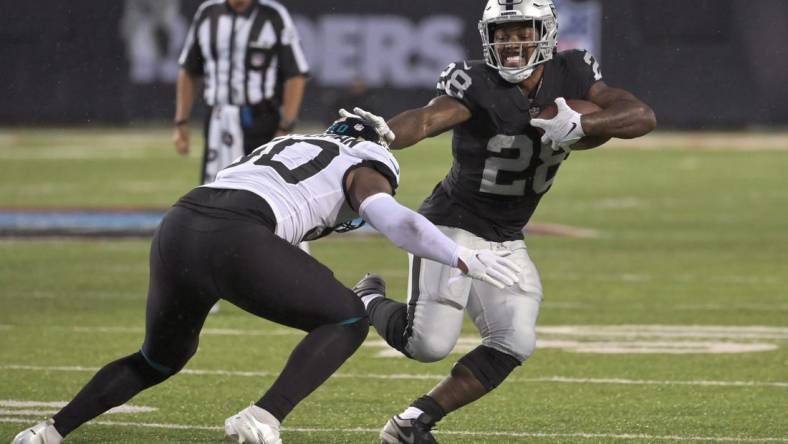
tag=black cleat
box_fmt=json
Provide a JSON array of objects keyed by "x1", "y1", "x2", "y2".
[
  {"x1": 380, "y1": 414, "x2": 438, "y2": 444},
  {"x1": 352, "y1": 273, "x2": 386, "y2": 298}
]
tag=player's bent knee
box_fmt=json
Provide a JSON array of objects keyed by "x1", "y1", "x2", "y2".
[
  {"x1": 340, "y1": 315, "x2": 370, "y2": 343},
  {"x1": 407, "y1": 336, "x2": 455, "y2": 363},
  {"x1": 483, "y1": 329, "x2": 536, "y2": 363},
  {"x1": 140, "y1": 339, "x2": 199, "y2": 377},
  {"x1": 457, "y1": 345, "x2": 521, "y2": 391},
  {"x1": 132, "y1": 351, "x2": 177, "y2": 385}
]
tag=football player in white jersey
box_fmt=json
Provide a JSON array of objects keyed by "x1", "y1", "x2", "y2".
[{"x1": 12, "y1": 115, "x2": 521, "y2": 444}]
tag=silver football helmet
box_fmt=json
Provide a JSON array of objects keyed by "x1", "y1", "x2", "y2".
[{"x1": 478, "y1": 0, "x2": 559, "y2": 83}]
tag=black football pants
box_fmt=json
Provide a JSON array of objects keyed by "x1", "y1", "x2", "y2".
[{"x1": 52, "y1": 204, "x2": 368, "y2": 436}]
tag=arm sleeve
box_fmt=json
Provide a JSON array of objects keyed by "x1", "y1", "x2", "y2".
[{"x1": 359, "y1": 193, "x2": 459, "y2": 267}]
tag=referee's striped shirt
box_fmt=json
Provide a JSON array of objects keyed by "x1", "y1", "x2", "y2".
[{"x1": 179, "y1": 0, "x2": 309, "y2": 107}]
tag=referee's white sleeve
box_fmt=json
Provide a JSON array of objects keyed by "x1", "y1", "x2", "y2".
[{"x1": 359, "y1": 193, "x2": 459, "y2": 267}]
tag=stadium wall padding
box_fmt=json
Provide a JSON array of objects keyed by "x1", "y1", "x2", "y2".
[{"x1": 0, "y1": 0, "x2": 786, "y2": 128}]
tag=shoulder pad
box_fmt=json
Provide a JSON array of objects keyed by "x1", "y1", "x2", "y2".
[
  {"x1": 558, "y1": 49, "x2": 603, "y2": 81},
  {"x1": 436, "y1": 60, "x2": 475, "y2": 100},
  {"x1": 436, "y1": 60, "x2": 493, "y2": 110},
  {"x1": 344, "y1": 141, "x2": 400, "y2": 188}
]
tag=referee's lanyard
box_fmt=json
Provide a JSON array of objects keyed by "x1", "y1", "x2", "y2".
[{"x1": 241, "y1": 106, "x2": 254, "y2": 128}]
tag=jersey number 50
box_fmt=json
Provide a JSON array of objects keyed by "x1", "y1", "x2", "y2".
[
  {"x1": 228, "y1": 138, "x2": 340, "y2": 184},
  {"x1": 480, "y1": 134, "x2": 568, "y2": 196}
]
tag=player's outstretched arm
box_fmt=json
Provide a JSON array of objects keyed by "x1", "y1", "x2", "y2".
[
  {"x1": 582, "y1": 81, "x2": 657, "y2": 140},
  {"x1": 386, "y1": 96, "x2": 472, "y2": 150},
  {"x1": 345, "y1": 167, "x2": 520, "y2": 288}
]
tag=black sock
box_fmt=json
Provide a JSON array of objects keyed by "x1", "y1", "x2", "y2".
[
  {"x1": 52, "y1": 352, "x2": 170, "y2": 437},
  {"x1": 411, "y1": 395, "x2": 446, "y2": 425},
  {"x1": 367, "y1": 297, "x2": 409, "y2": 353},
  {"x1": 256, "y1": 320, "x2": 368, "y2": 422}
]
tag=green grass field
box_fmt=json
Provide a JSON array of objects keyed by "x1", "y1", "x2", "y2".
[{"x1": 1, "y1": 128, "x2": 786, "y2": 443}]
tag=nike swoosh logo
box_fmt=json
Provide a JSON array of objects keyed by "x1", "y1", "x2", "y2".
[
  {"x1": 564, "y1": 122, "x2": 577, "y2": 137},
  {"x1": 394, "y1": 421, "x2": 416, "y2": 444},
  {"x1": 399, "y1": 430, "x2": 416, "y2": 444}
]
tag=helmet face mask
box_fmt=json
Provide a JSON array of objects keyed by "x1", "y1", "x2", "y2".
[{"x1": 478, "y1": 0, "x2": 559, "y2": 84}]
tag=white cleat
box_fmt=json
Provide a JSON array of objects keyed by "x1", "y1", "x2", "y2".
[
  {"x1": 11, "y1": 419, "x2": 63, "y2": 444},
  {"x1": 224, "y1": 405, "x2": 282, "y2": 444}
]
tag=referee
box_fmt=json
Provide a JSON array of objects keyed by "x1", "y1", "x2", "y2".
[{"x1": 173, "y1": 0, "x2": 309, "y2": 184}]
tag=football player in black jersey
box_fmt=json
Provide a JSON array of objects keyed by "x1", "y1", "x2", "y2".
[{"x1": 349, "y1": 0, "x2": 656, "y2": 442}]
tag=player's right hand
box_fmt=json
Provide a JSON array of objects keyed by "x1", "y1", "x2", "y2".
[
  {"x1": 457, "y1": 247, "x2": 520, "y2": 289},
  {"x1": 173, "y1": 125, "x2": 190, "y2": 156},
  {"x1": 339, "y1": 107, "x2": 396, "y2": 148},
  {"x1": 530, "y1": 97, "x2": 585, "y2": 151}
]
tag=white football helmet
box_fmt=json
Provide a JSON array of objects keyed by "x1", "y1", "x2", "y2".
[{"x1": 478, "y1": 0, "x2": 559, "y2": 83}]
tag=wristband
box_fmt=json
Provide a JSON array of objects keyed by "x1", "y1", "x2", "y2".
[{"x1": 278, "y1": 118, "x2": 297, "y2": 132}]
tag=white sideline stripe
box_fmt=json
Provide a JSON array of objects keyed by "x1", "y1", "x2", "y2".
[
  {"x1": 67, "y1": 326, "x2": 302, "y2": 336},
  {"x1": 536, "y1": 325, "x2": 788, "y2": 340},
  {"x1": 53, "y1": 324, "x2": 788, "y2": 339},
  {"x1": 676, "y1": 303, "x2": 788, "y2": 312},
  {"x1": 0, "y1": 410, "x2": 59, "y2": 416},
  {"x1": 533, "y1": 376, "x2": 788, "y2": 388},
  {"x1": 2, "y1": 364, "x2": 786, "y2": 388},
  {"x1": 0, "y1": 400, "x2": 155, "y2": 414},
  {"x1": 0, "y1": 417, "x2": 784, "y2": 443}
]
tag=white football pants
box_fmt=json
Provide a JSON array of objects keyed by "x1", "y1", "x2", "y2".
[{"x1": 404, "y1": 226, "x2": 543, "y2": 363}]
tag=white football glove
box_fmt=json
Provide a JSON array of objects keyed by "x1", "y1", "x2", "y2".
[
  {"x1": 338, "y1": 107, "x2": 396, "y2": 148},
  {"x1": 530, "y1": 97, "x2": 585, "y2": 151},
  {"x1": 457, "y1": 247, "x2": 521, "y2": 289}
]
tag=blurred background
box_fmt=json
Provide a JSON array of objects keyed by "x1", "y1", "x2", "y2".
[{"x1": 2, "y1": 0, "x2": 787, "y2": 129}]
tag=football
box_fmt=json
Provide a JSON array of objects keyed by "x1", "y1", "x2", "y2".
[{"x1": 535, "y1": 99, "x2": 611, "y2": 149}]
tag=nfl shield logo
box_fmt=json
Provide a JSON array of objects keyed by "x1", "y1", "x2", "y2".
[{"x1": 251, "y1": 52, "x2": 265, "y2": 68}]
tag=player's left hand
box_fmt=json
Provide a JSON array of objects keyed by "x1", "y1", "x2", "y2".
[
  {"x1": 339, "y1": 107, "x2": 396, "y2": 147},
  {"x1": 530, "y1": 97, "x2": 585, "y2": 151},
  {"x1": 457, "y1": 247, "x2": 521, "y2": 289}
]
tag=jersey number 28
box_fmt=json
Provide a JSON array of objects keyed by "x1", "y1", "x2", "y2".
[{"x1": 480, "y1": 134, "x2": 568, "y2": 196}]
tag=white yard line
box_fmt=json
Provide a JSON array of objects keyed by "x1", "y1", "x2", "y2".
[
  {"x1": 0, "y1": 417, "x2": 784, "y2": 442},
  {"x1": 2, "y1": 364, "x2": 786, "y2": 388},
  {"x1": 6, "y1": 324, "x2": 785, "y2": 356},
  {"x1": 0, "y1": 400, "x2": 155, "y2": 415},
  {"x1": 54, "y1": 324, "x2": 788, "y2": 339},
  {"x1": 67, "y1": 326, "x2": 301, "y2": 336}
]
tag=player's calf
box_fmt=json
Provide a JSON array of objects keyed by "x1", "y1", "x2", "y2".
[
  {"x1": 353, "y1": 273, "x2": 411, "y2": 352},
  {"x1": 458, "y1": 345, "x2": 522, "y2": 391}
]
